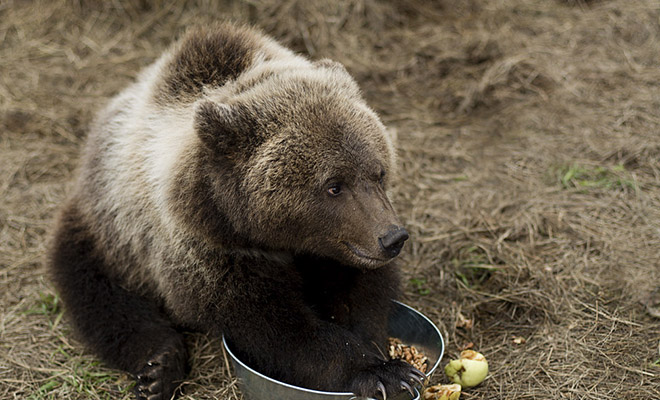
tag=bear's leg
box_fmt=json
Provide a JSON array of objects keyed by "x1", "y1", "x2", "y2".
[
  {"x1": 49, "y1": 204, "x2": 187, "y2": 400},
  {"x1": 219, "y1": 263, "x2": 422, "y2": 399},
  {"x1": 346, "y1": 262, "x2": 401, "y2": 349}
]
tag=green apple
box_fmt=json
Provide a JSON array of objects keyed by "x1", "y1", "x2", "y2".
[{"x1": 444, "y1": 350, "x2": 488, "y2": 387}]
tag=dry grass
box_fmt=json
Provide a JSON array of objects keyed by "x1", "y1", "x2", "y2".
[{"x1": 1, "y1": 0, "x2": 659, "y2": 399}]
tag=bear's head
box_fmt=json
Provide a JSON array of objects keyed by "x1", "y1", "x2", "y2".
[{"x1": 192, "y1": 62, "x2": 407, "y2": 269}]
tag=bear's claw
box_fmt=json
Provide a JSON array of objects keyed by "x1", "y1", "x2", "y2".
[
  {"x1": 351, "y1": 358, "x2": 423, "y2": 400},
  {"x1": 411, "y1": 367, "x2": 426, "y2": 380},
  {"x1": 135, "y1": 359, "x2": 169, "y2": 400},
  {"x1": 133, "y1": 343, "x2": 186, "y2": 400},
  {"x1": 377, "y1": 381, "x2": 387, "y2": 400},
  {"x1": 409, "y1": 371, "x2": 425, "y2": 387},
  {"x1": 400, "y1": 380, "x2": 415, "y2": 398}
]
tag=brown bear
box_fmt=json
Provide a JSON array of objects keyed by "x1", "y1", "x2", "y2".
[{"x1": 48, "y1": 22, "x2": 420, "y2": 400}]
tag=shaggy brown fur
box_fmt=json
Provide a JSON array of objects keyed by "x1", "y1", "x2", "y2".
[
  {"x1": 155, "y1": 26, "x2": 259, "y2": 103},
  {"x1": 48, "y1": 23, "x2": 418, "y2": 400}
]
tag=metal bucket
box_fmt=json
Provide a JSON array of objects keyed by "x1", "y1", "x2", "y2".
[{"x1": 222, "y1": 301, "x2": 445, "y2": 400}]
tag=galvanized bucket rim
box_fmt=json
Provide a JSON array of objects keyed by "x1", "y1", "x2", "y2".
[
  {"x1": 394, "y1": 300, "x2": 445, "y2": 376},
  {"x1": 222, "y1": 334, "x2": 354, "y2": 396},
  {"x1": 222, "y1": 300, "x2": 443, "y2": 399}
]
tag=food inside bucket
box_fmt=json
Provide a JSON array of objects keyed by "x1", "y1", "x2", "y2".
[{"x1": 388, "y1": 337, "x2": 429, "y2": 373}]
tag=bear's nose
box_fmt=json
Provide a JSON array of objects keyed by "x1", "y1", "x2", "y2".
[{"x1": 379, "y1": 226, "x2": 409, "y2": 258}]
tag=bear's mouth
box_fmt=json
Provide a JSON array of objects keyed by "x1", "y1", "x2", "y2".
[{"x1": 341, "y1": 241, "x2": 390, "y2": 266}]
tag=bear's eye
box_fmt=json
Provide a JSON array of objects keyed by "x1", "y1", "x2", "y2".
[
  {"x1": 327, "y1": 184, "x2": 342, "y2": 197},
  {"x1": 379, "y1": 170, "x2": 386, "y2": 186}
]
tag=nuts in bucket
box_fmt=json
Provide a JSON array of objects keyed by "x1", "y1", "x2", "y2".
[{"x1": 388, "y1": 337, "x2": 429, "y2": 373}]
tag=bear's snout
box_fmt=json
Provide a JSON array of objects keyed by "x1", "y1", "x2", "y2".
[{"x1": 378, "y1": 226, "x2": 409, "y2": 258}]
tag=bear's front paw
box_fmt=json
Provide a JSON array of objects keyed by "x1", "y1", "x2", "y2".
[
  {"x1": 134, "y1": 343, "x2": 187, "y2": 400},
  {"x1": 350, "y1": 359, "x2": 426, "y2": 400}
]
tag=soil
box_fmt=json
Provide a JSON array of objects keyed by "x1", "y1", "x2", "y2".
[{"x1": 1, "y1": 1, "x2": 659, "y2": 399}]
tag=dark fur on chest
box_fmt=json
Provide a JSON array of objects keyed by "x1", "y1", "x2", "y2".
[{"x1": 296, "y1": 255, "x2": 365, "y2": 326}]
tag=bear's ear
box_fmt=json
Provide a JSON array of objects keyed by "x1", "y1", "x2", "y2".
[
  {"x1": 194, "y1": 100, "x2": 250, "y2": 154},
  {"x1": 313, "y1": 58, "x2": 360, "y2": 96},
  {"x1": 314, "y1": 58, "x2": 349, "y2": 75}
]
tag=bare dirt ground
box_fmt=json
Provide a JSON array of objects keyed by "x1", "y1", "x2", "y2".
[{"x1": 1, "y1": 1, "x2": 659, "y2": 399}]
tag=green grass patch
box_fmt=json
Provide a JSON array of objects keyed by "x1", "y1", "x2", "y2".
[
  {"x1": 24, "y1": 292, "x2": 60, "y2": 316},
  {"x1": 24, "y1": 292, "x2": 64, "y2": 330},
  {"x1": 453, "y1": 246, "x2": 498, "y2": 289},
  {"x1": 409, "y1": 277, "x2": 430, "y2": 296},
  {"x1": 27, "y1": 359, "x2": 131, "y2": 400},
  {"x1": 27, "y1": 380, "x2": 61, "y2": 400},
  {"x1": 554, "y1": 163, "x2": 636, "y2": 191}
]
